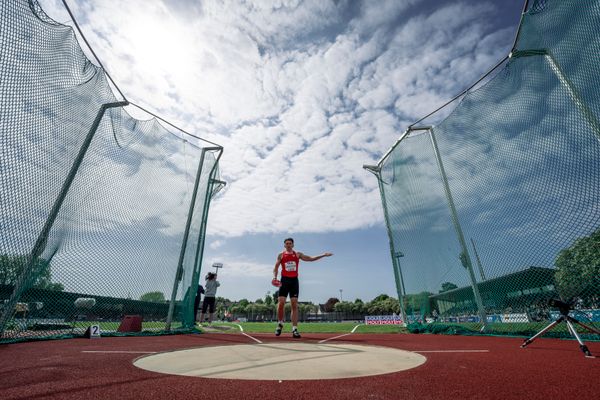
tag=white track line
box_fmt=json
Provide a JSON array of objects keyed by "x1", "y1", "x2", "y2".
[
  {"x1": 234, "y1": 323, "x2": 263, "y2": 344},
  {"x1": 413, "y1": 350, "x2": 489, "y2": 353},
  {"x1": 318, "y1": 324, "x2": 362, "y2": 343},
  {"x1": 82, "y1": 351, "x2": 157, "y2": 354}
]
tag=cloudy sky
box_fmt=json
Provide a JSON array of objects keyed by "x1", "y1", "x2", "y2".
[{"x1": 37, "y1": 0, "x2": 526, "y2": 303}]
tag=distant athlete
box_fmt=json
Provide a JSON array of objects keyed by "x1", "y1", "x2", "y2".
[
  {"x1": 199, "y1": 272, "x2": 220, "y2": 325},
  {"x1": 273, "y1": 237, "x2": 332, "y2": 338}
]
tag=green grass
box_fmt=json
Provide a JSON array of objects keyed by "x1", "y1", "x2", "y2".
[
  {"x1": 69, "y1": 320, "x2": 408, "y2": 334},
  {"x1": 407, "y1": 321, "x2": 600, "y2": 340},
  {"x1": 212, "y1": 321, "x2": 408, "y2": 334},
  {"x1": 439, "y1": 321, "x2": 600, "y2": 334},
  {"x1": 71, "y1": 321, "x2": 182, "y2": 331},
  {"x1": 71, "y1": 320, "x2": 599, "y2": 338}
]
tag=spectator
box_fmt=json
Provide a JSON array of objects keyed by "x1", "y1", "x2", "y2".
[{"x1": 199, "y1": 272, "x2": 220, "y2": 325}]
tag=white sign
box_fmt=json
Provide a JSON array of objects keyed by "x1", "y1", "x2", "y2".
[
  {"x1": 212, "y1": 263, "x2": 223, "y2": 268},
  {"x1": 500, "y1": 313, "x2": 530, "y2": 323},
  {"x1": 89, "y1": 324, "x2": 101, "y2": 338},
  {"x1": 365, "y1": 315, "x2": 403, "y2": 325}
]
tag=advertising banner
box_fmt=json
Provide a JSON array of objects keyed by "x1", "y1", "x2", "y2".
[{"x1": 365, "y1": 315, "x2": 403, "y2": 325}]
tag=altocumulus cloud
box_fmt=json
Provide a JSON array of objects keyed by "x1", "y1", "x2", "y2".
[{"x1": 39, "y1": 0, "x2": 516, "y2": 237}]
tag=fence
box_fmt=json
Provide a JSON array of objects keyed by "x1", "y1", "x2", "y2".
[
  {"x1": 0, "y1": 0, "x2": 224, "y2": 342},
  {"x1": 365, "y1": 0, "x2": 600, "y2": 337}
]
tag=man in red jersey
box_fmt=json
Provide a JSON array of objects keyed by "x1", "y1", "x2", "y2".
[{"x1": 273, "y1": 237, "x2": 332, "y2": 338}]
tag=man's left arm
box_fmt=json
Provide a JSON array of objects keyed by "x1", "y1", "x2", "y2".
[{"x1": 298, "y1": 252, "x2": 333, "y2": 262}]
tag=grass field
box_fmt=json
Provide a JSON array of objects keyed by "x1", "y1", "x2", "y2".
[
  {"x1": 68, "y1": 320, "x2": 600, "y2": 338},
  {"x1": 58, "y1": 320, "x2": 407, "y2": 336},
  {"x1": 205, "y1": 321, "x2": 408, "y2": 334}
]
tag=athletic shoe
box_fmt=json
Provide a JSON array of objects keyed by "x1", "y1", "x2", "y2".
[
  {"x1": 275, "y1": 323, "x2": 283, "y2": 336},
  {"x1": 292, "y1": 329, "x2": 301, "y2": 338}
]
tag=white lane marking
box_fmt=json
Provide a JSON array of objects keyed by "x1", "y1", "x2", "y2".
[
  {"x1": 234, "y1": 323, "x2": 262, "y2": 344},
  {"x1": 82, "y1": 351, "x2": 157, "y2": 354},
  {"x1": 319, "y1": 333, "x2": 351, "y2": 343},
  {"x1": 318, "y1": 324, "x2": 362, "y2": 343},
  {"x1": 414, "y1": 350, "x2": 489, "y2": 353}
]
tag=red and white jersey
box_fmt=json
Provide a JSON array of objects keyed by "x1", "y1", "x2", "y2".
[{"x1": 280, "y1": 251, "x2": 300, "y2": 278}]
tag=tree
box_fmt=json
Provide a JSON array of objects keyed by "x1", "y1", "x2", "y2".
[
  {"x1": 239, "y1": 298, "x2": 249, "y2": 307},
  {"x1": 216, "y1": 296, "x2": 232, "y2": 307},
  {"x1": 216, "y1": 302, "x2": 226, "y2": 319},
  {"x1": 381, "y1": 297, "x2": 401, "y2": 314},
  {"x1": 439, "y1": 282, "x2": 458, "y2": 293},
  {"x1": 139, "y1": 291, "x2": 166, "y2": 303},
  {"x1": 303, "y1": 303, "x2": 318, "y2": 313},
  {"x1": 372, "y1": 294, "x2": 390, "y2": 302},
  {"x1": 264, "y1": 293, "x2": 273, "y2": 306},
  {"x1": 554, "y1": 228, "x2": 600, "y2": 301},
  {"x1": 0, "y1": 254, "x2": 63, "y2": 291},
  {"x1": 363, "y1": 295, "x2": 402, "y2": 315},
  {"x1": 253, "y1": 303, "x2": 271, "y2": 320},
  {"x1": 230, "y1": 304, "x2": 245, "y2": 316},
  {"x1": 334, "y1": 301, "x2": 353, "y2": 313},
  {"x1": 351, "y1": 301, "x2": 364, "y2": 314}
]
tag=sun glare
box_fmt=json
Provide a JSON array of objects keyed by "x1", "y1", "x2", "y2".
[{"x1": 125, "y1": 13, "x2": 193, "y2": 77}]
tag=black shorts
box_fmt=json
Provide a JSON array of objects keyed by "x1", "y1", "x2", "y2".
[
  {"x1": 201, "y1": 296, "x2": 216, "y2": 313},
  {"x1": 278, "y1": 277, "x2": 299, "y2": 298}
]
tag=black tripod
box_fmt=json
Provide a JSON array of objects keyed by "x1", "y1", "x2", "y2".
[{"x1": 521, "y1": 299, "x2": 600, "y2": 358}]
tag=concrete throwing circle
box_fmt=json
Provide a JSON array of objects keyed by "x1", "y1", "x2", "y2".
[{"x1": 133, "y1": 342, "x2": 426, "y2": 380}]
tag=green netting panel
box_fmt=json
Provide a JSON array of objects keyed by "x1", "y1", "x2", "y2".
[
  {"x1": 376, "y1": 0, "x2": 600, "y2": 337},
  {"x1": 381, "y1": 133, "x2": 469, "y2": 321},
  {"x1": 178, "y1": 150, "x2": 218, "y2": 328},
  {"x1": 0, "y1": 1, "x2": 222, "y2": 342}
]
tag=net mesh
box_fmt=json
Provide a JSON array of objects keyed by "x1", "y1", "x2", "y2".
[
  {"x1": 374, "y1": 0, "x2": 600, "y2": 337},
  {"x1": 0, "y1": 0, "x2": 222, "y2": 342}
]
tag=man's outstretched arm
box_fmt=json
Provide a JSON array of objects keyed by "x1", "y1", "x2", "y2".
[{"x1": 298, "y1": 252, "x2": 333, "y2": 262}]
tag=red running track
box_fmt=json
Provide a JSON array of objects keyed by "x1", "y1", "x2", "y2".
[{"x1": 1, "y1": 332, "x2": 599, "y2": 400}]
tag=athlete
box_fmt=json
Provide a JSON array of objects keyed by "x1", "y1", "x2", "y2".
[
  {"x1": 273, "y1": 237, "x2": 332, "y2": 338},
  {"x1": 199, "y1": 272, "x2": 220, "y2": 325}
]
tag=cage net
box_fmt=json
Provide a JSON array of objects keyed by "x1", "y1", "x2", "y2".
[
  {"x1": 0, "y1": 0, "x2": 223, "y2": 342},
  {"x1": 374, "y1": 0, "x2": 600, "y2": 337}
]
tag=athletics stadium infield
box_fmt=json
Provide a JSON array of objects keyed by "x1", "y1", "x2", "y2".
[{"x1": 1, "y1": 329, "x2": 599, "y2": 400}]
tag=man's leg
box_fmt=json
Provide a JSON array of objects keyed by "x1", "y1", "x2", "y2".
[
  {"x1": 291, "y1": 297, "x2": 301, "y2": 338},
  {"x1": 276, "y1": 296, "x2": 286, "y2": 336},
  {"x1": 277, "y1": 296, "x2": 286, "y2": 321},
  {"x1": 291, "y1": 297, "x2": 298, "y2": 326}
]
